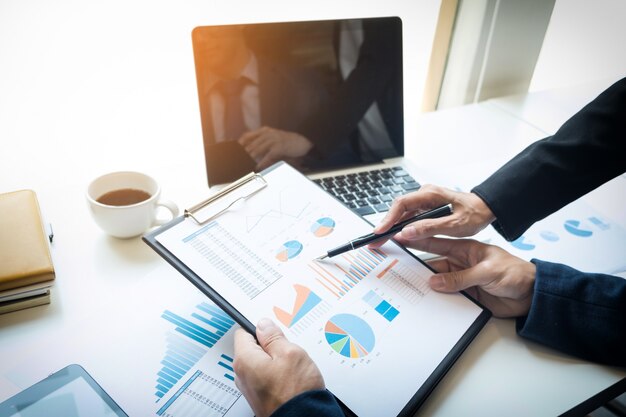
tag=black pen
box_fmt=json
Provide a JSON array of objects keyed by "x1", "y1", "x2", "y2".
[{"x1": 315, "y1": 203, "x2": 453, "y2": 260}]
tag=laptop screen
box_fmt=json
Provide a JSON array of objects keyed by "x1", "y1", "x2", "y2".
[{"x1": 192, "y1": 17, "x2": 403, "y2": 185}]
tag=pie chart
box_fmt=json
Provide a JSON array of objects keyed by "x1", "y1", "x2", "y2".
[
  {"x1": 311, "y1": 217, "x2": 335, "y2": 237},
  {"x1": 540, "y1": 230, "x2": 559, "y2": 242},
  {"x1": 276, "y1": 240, "x2": 303, "y2": 262},
  {"x1": 511, "y1": 235, "x2": 535, "y2": 251},
  {"x1": 324, "y1": 314, "x2": 375, "y2": 359},
  {"x1": 564, "y1": 220, "x2": 593, "y2": 237}
]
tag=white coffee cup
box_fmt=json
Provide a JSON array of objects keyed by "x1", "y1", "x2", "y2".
[{"x1": 86, "y1": 171, "x2": 179, "y2": 238}]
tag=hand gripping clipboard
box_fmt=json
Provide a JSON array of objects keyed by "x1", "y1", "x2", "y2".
[{"x1": 143, "y1": 161, "x2": 491, "y2": 417}]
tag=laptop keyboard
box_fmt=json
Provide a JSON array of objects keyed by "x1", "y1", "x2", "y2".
[{"x1": 313, "y1": 167, "x2": 421, "y2": 216}]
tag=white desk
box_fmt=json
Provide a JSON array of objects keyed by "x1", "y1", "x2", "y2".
[
  {"x1": 1, "y1": 0, "x2": 624, "y2": 407},
  {"x1": 2, "y1": 79, "x2": 625, "y2": 416}
]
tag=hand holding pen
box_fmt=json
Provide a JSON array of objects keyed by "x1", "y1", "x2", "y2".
[
  {"x1": 316, "y1": 204, "x2": 453, "y2": 260},
  {"x1": 371, "y1": 185, "x2": 497, "y2": 245}
]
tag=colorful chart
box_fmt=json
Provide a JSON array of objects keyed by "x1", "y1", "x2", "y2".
[
  {"x1": 564, "y1": 219, "x2": 593, "y2": 237},
  {"x1": 325, "y1": 314, "x2": 375, "y2": 358},
  {"x1": 511, "y1": 235, "x2": 535, "y2": 251},
  {"x1": 217, "y1": 353, "x2": 235, "y2": 382},
  {"x1": 311, "y1": 217, "x2": 335, "y2": 237},
  {"x1": 273, "y1": 285, "x2": 322, "y2": 327},
  {"x1": 540, "y1": 230, "x2": 560, "y2": 242},
  {"x1": 276, "y1": 240, "x2": 303, "y2": 262},
  {"x1": 588, "y1": 216, "x2": 610, "y2": 230},
  {"x1": 312, "y1": 248, "x2": 387, "y2": 299},
  {"x1": 157, "y1": 303, "x2": 236, "y2": 401},
  {"x1": 363, "y1": 290, "x2": 400, "y2": 322}
]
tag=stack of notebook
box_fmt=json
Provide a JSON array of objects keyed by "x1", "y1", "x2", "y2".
[{"x1": 0, "y1": 190, "x2": 55, "y2": 314}]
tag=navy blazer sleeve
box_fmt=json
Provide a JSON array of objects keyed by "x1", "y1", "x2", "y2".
[
  {"x1": 517, "y1": 260, "x2": 626, "y2": 367},
  {"x1": 270, "y1": 390, "x2": 345, "y2": 417},
  {"x1": 472, "y1": 77, "x2": 626, "y2": 241}
]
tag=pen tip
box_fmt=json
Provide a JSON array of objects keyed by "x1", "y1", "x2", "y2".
[{"x1": 315, "y1": 254, "x2": 328, "y2": 261}]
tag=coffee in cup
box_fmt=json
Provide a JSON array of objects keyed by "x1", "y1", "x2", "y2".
[{"x1": 86, "y1": 171, "x2": 179, "y2": 238}]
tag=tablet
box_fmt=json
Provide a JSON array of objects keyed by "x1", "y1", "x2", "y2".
[{"x1": 0, "y1": 364, "x2": 128, "y2": 417}]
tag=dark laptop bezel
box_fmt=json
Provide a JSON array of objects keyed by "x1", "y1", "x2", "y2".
[{"x1": 191, "y1": 16, "x2": 404, "y2": 186}]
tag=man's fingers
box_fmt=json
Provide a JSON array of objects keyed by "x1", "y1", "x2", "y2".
[
  {"x1": 429, "y1": 265, "x2": 485, "y2": 293},
  {"x1": 374, "y1": 186, "x2": 452, "y2": 234},
  {"x1": 402, "y1": 237, "x2": 476, "y2": 260},
  {"x1": 255, "y1": 318, "x2": 291, "y2": 358},
  {"x1": 245, "y1": 135, "x2": 273, "y2": 158},
  {"x1": 399, "y1": 218, "x2": 446, "y2": 240},
  {"x1": 425, "y1": 257, "x2": 452, "y2": 273},
  {"x1": 233, "y1": 328, "x2": 263, "y2": 357},
  {"x1": 238, "y1": 128, "x2": 264, "y2": 146},
  {"x1": 373, "y1": 196, "x2": 412, "y2": 234},
  {"x1": 256, "y1": 151, "x2": 279, "y2": 171},
  {"x1": 233, "y1": 327, "x2": 269, "y2": 378}
]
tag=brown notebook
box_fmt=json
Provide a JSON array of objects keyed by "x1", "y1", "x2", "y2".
[{"x1": 0, "y1": 190, "x2": 55, "y2": 293}]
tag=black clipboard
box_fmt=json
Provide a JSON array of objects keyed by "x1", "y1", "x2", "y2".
[{"x1": 143, "y1": 161, "x2": 491, "y2": 417}]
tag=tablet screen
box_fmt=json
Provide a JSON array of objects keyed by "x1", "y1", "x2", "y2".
[
  {"x1": 0, "y1": 365, "x2": 127, "y2": 417},
  {"x1": 8, "y1": 378, "x2": 116, "y2": 417}
]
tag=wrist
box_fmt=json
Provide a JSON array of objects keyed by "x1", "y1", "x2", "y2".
[
  {"x1": 517, "y1": 260, "x2": 536, "y2": 315},
  {"x1": 469, "y1": 192, "x2": 496, "y2": 226}
]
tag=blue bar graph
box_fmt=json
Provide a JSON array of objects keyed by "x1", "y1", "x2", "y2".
[
  {"x1": 155, "y1": 302, "x2": 236, "y2": 402},
  {"x1": 362, "y1": 290, "x2": 399, "y2": 322},
  {"x1": 156, "y1": 370, "x2": 201, "y2": 415},
  {"x1": 218, "y1": 353, "x2": 235, "y2": 382}
]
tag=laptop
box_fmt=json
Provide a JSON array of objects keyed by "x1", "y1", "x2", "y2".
[{"x1": 191, "y1": 16, "x2": 421, "y2": 226}]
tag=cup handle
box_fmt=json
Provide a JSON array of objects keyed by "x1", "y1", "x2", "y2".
[{"x1": 153, "y1": 199, "x2": 180, "y2": 226}]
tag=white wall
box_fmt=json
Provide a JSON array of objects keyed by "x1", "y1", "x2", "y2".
[
  {"x1": 530, "y1": 0, "x2": 626, "y2": 91},
  {"x1": 0, "y1": 0, "x2": 441, "y2": 190}
]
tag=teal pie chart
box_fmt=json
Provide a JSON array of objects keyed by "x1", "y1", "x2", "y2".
[
  {"x1": 540, "y1": 230, "x2": 559, "y2": 242},
  {"x1": 276, "y1": 240, "x2": 304, "y2": 262},
  {"x1": 325, "y1": 314, "x2": 375, "y2": 359},
  {"x1": 564, "y1": 220, "x2": 593, "y2": 238},
  {"x1": 511, "y1": 235, "x2": 535, "y2": 251}
]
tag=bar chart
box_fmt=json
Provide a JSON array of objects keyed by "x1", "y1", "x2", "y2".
[
  {"x1": 362, "y1": 290, "x2": 400, "y2": 322},
  {"x1": 311, "y1": 248, "x2": 388, "y2": 299},
  {"x1": 217, "y1": 353, "x2": 235, "y2": 382},
  {"x1": 156, "y1": 302, "x2": 236, "y2": 402},
  {"x1": 375, "y1": 258, "x2": 430, "y2": 304}
]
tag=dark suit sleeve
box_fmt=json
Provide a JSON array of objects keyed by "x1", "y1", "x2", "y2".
[
  {"x1": 472, "y1": 77, "x2": 626, "y2": 241},
  {"x1": 516, "y1": 260, "x2": 626, "y2": 367},
  {"x1": 270, "y1": 390, "x2": 345, "y2": 417}
]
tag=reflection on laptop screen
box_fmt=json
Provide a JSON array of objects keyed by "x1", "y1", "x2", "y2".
[{"x1": 192, "y1": 17, "x2": 403, "y2": 185}]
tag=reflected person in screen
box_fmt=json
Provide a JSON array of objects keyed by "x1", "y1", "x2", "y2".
[
  {"x1": 240, "y1": 18, "x2": 403, "y2": 171},
  {"x1": 193, "y1": 25, "x2": 325, "y2": 170}
]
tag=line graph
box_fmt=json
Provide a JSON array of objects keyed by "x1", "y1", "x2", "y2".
[{"x1": 245, "y1": 187, "x2": 311, "y2": 233}]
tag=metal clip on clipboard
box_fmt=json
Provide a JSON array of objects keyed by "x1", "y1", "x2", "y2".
[{"x1": 184, "y1": 172, "x2": 268, "y2": 225}]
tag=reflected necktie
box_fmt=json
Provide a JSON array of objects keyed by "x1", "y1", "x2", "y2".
[{"x1": 218, "y1": 78, "x2": 246, "y2": 141}]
